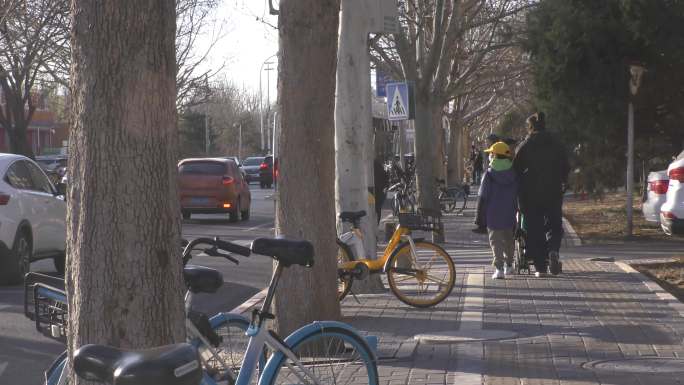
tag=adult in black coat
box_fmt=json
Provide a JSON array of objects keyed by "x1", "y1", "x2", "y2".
[{"x1": 513, "y1": 112, "x2": 570, "y2": 277}]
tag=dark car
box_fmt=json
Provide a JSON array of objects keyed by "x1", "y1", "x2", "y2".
[
  {"x1": 178, "y1": 158, "x2": 251, "y2": 222},
  {"x1": 241, "y1": 156, "x2": 265, "y2": 184},
  {"x1": 259, "y1": 155, "x2": 275, "y2": 189}
]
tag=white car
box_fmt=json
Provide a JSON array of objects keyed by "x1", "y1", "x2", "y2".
[
  {"x1": 642, "y1": 170, "x2": 668, "y2": 223},
  {"x1": 660, "y1": 150, "x2": 684, "y2": 236},
  {"x1": 0, "y1": 153, "x2": 66, "y2": 284}
]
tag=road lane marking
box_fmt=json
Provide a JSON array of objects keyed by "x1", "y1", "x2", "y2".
[
  {"x1": 0, "y1": 362, "x2": 8, "y2": 377},
  {"x1": 243, "y1": 222, "x2": 275, "y2": 232}
]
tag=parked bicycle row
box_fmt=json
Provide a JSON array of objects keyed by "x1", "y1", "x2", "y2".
[
  {"x1": 25, "y1": 236, "x2": 380, "y2": 385},
  {"x1": 23, "y1": 205, "x2": 464, "y2": 384}
]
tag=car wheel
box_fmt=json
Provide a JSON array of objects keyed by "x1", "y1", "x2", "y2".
[
  {"x1": 0, "y1": 229, "x2": 32, "y2": 285},
  {"x1": 54, "y1": 253, "x2": 66, "y2": 275},
  {"x1": 241, "y1": 203, "x2": 250, "y2": 221},
  {"x1": 229, "y1": 200, "x2": 240, "y2": 222}
]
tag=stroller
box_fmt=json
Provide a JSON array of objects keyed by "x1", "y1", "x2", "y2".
[{"x1": 513, "y1": 212, "x2": 563, "y2": 275}]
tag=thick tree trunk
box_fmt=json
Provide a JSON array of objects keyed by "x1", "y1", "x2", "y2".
[
  {"x1": 274, "y1": 0, "x2": 342, "y2": 336},
  {"x1": 67, "y1": 2, "x2": 184, "y2": 384},
  {"x1": 413, "y1": 97, "x2": 440, "y2": 213},
  {"x1": 335, "y1": 0, "x2": 384, "y2": 293}
]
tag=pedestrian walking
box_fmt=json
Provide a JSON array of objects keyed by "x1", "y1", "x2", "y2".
[
  {"x1": 472, "y1": 133, "x2": 501, "y2": 233},
  {"x1": 513, "y1": 112, "x2": 570, "y2": 277},
  {"x1": 475, "y1": 141, "x2": 518, "y2": 279},
  {"x1": 472, "y1": 149, "x2": 483, "y2": 185}
]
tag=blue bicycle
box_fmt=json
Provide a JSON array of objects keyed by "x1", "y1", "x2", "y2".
[{"x1": 29, "y1": 237, "x2": 379, "y2": 385}]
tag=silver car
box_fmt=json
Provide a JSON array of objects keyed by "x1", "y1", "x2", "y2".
[{"x1": 642, "y1": 170, "x2": 668, "y2": 223}]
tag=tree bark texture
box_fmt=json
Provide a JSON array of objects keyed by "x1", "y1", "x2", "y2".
[
  {"x1": 413, "y1": 96, "x2": 441, "y2": 214},
  {"x1": 447, "y1": 114, "x2": 464, "y2": 185},
  {"x1": 335, "y1": 0, "x2": 384, "y2": 293},
  {"x1": 274, "y1": 0, "x2": 342, "y2": 336},
  {"x1": 67, "y1": 2, "x2": 185, "y2": 384}
]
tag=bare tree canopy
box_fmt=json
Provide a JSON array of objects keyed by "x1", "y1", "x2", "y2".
[
  {"x1": 0, "y1": 0, "x2": 69, "y2": 156},
  {"x1": 370, "y1": 0, "x2": 534, "y2": 201}
]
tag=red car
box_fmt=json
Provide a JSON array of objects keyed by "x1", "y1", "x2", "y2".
[{"x1": 178, "y1": 158, "x2": 251, "y2": 222}]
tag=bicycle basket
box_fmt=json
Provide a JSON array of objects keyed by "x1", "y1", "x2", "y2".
[
  {"x1": 24, "y1": 272, "x2": 67, "y2": 342},
  {"x1": 397, "y1": 211, "x2": 439, "y2": 232}
]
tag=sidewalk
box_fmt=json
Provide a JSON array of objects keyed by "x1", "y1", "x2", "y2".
[{"x1": 340, "y1": 198, "x2": 684, "y2": 385}]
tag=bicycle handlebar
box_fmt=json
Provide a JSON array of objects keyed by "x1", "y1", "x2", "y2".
[{"x1": 182, "y1": 237, "x2": 251, "y2": 265}]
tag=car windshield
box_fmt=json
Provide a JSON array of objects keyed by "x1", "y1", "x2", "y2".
[
  {"x1": 179, "y1": 162, "x2": 225, "y2": 175},
  {"x1": 242, "y1": 157, "x2": 263, "y2": 166}
]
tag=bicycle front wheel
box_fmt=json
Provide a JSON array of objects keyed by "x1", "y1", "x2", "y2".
[
  {"x1": 202, "y1": 316, "x2": 251, "y2": 381},
  {"x1": 386, "y1": 241, "x2": 455, "y2": 307},
  {"x1": 262, "y1": 326, "x2": 378, "y2": 385}
]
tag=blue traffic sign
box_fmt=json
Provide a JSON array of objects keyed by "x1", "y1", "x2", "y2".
[{"x1": 386, "y1": 82, "x2": 413, "y2": 121}]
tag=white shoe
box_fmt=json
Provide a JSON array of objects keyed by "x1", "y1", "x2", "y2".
[
  {"x1": 535, "y1": 271, "x2": 547, "y2": 278},
  {"x1": 492, "y1": 269, "x2": 504, "y2": 279},
  {"x1": 504, "y1": 265, "x2": 515, "y2": 275}
]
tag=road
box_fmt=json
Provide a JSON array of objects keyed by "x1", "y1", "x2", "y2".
[{"x1": 0, "y1": 185, "x2": 275, "y2": 385}]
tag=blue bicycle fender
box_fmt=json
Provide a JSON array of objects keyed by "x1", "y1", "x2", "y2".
[
  {"x1": 258, "y1": 321, "x2": 378, "y2": 384},
  {"x1": 209, "y1": 312, "x2": 250, "y2": 329},
  {"x1": 45, "y1": 351, "x2": 67, "y2": 385}
]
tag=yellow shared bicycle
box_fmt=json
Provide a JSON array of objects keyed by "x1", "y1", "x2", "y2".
[{"x1": 336, "y1": 210, "x2": 455, "y2": 307}]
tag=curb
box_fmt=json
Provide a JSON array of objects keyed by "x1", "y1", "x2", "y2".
[
  {"x1": 229, "y1": 288, "x2": 268, "y2": 315},
  {"x1": 614, "y1": 261, "x2": 684, "y2": 322},
  {"x1": 562, "y1": 217, "x2": 582, "y2": 246}
]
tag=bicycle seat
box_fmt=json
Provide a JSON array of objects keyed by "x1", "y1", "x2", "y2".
[
  {"x1": 73, "y1": 343, "x2": 201, "y2": 385},
  {"x1": 251, "y1": 237, "x2": 314, "y2": 267},
  {"x1": 339, "y1": 210, "x2": 366, "y2": 222},
  {"x1": 183, "y1": 265, "x2": 223, "y2": 294}
]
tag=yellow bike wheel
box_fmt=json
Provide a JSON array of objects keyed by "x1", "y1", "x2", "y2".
[
  {"x1": 386, "y1": 241, "x2": 455, "y2": 307},
  {"x1": 336, "y1": 240, "x2": 353, "y2": 301}
]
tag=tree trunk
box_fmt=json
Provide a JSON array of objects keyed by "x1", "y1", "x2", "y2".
[
  {"x1": 446, "y1": 114, "x2": 462, "y2": 185},
  {"x1": 413, "y1": 97, "x2": 440, "y2": 213},
  {"x1": 6, "y1": 123, "x2": 32, "y2": 157},
  {"x1": 334, "y1": 0, "x2": 384, "y2": 293},
  {"x1": 67, "y1": 2, "x2": 185, "y2": 384},
  {"x1": 274, "y1": 0, "x2": 342, "y2": 336}
]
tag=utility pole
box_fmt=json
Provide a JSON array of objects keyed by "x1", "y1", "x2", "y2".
[
  {"x1": 259, "y1": 54, "x2": 277, "y2": 152},
  {"x1": 204, "y1": 103, "x2": 209, "y2": 155},
  {"x1": 265, "y1": 64, "x2": 274, "y2": 152},
  {"x1": 626, "y1": 62, "x2": 645, "y2": 237},
  {"x1": 335, "y1": 0, "x2": 397, "y2": 292}
]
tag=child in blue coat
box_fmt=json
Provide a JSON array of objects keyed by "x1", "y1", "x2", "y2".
[{"x1": 477, "y1": 141, "x2": 518, "y2": 279}]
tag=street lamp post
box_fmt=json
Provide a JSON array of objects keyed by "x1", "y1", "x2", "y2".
[
  {"x1": 259, "y1": 53, "x2": 278, "y2": 152},
  {"x1": 234, "y1": 122, "x2": 242, "y2": 161},
  {"x1": 626, "y1": 62, "x2": 646, "y2": 237}
]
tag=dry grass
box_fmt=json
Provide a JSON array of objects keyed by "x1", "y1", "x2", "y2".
[
  {"x1": 563, "y1": 191, "x2": 674, "y2": 243},
  {"x1": 633, "y1": 257, "x2": 684, "y2": 302},
  {"x1": 564, "y1": 191, "x2": 684, "y2": 302}
]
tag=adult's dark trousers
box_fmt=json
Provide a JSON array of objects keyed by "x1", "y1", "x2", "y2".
[{"x1": 521, "y1": 199, "x2": 563, "y2": 273}]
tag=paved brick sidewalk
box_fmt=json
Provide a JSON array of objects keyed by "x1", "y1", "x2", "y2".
[{"x1": 342, "y1": 198, "x2": 684, "y2": 385}]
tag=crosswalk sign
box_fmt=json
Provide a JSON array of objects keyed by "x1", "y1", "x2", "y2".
[{"x1": 385, "y1": 82, "x2": 414, "y2": 121}]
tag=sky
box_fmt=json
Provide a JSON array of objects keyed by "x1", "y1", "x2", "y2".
[{"x1": 198, "y1": 0, "x2": 279, "y2": 101}]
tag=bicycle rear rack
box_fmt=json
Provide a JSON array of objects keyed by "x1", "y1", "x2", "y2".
[
  {"x1": 24, "y1": 272, "x2": 67, "y2": 342},
  {"x1": 398, "y1": 209, "x2": 441, "y2": 232}
]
